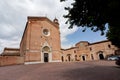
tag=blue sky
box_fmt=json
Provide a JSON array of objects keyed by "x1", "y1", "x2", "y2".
[
  {"x1": 62, "y1": 27, "x2": 107, "y2": 48},
  {"x1": 68, "y1": 29, "x2": 106, "y2": 42},
  {"x1": 0, "y1": 0, "x2": 107, "y2": 53}
]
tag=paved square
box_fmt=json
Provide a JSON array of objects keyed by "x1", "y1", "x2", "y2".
[{"x1": 0, "y1": 61, "x2": 120, "y2": 80}]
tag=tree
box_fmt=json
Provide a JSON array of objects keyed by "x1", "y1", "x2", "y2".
[
  {"x1": 107, "y1": 27, "x2": 120, "y2": 48},
  {"x1": 61, "y1": 0, "x2": 120, "y2": 48}
]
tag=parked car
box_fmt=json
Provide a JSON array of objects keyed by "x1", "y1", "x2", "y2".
[
  {"x1": 115, "y1": 57, "x2": 120, "y2": 66},
  {"x1": 107, "y1": 56, "x2": 119, "y2": 60}
]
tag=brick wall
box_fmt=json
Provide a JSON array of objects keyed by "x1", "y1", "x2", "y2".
[{"x1": 0, "y1": 56, "x2": 24, "y2": 66}]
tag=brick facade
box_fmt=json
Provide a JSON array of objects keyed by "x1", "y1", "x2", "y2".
[
  {"x1": 20, "y1": 17, "x2": 61, "y2": 64},
  {"x1": 62, "y1": 40, "x2": 118, "y2": 62}
]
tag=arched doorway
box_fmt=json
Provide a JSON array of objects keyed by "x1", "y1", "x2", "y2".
[
  {"x1": 97, "y1": 51, "x2": 104, "y2": 60},
  {"x1": 67, "y1": 54, "x2": 71, "y2": 61},
  {"x1": 99, "y1": 54, "x2": 104, "y2": 60},
  {"x1": 42, "y1": 46, "x2": 51, "y2": 62},
  {"x1": 61, "y1": 56, "x2": 64, "y2": 62},
  {"x1": 82, "y1": 56, "x2": 86, "y2": 61},
  {"x1": 44, "y1": 53, "x2": 49, "y2": 62}
]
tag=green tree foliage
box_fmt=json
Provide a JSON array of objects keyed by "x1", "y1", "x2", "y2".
[
  {"x1": 61, "y1": 0, "x2": 120, "y2": 48},
  {"x1": 107, "y1": 27, "x2": 120, "y2": 48}
]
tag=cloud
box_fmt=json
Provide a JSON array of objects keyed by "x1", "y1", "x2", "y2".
[
  {"x1": 0, "y1": 37, "x2": 21, "y2": 53},
  {"x1": 0, "y1": 0, "x2": 76, "y2": 53},
  {"x1": 60, "y1": 24, "x2": 79, "y2": 42}
]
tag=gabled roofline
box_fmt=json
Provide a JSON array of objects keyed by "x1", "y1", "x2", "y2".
[
  {"x1": 20, "y1": 16, "x2": 59, "y2": 46},
  {"x1": 27, "y1": 16, "x2": 59, "y2": 29}
]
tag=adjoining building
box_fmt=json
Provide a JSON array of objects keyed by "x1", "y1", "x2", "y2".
[
  {"x1": 0, "y1": 48, "x2": 23, "y2": 66},
  {"x1": 62, "y1": 40, "x2": 118, "y2": 62},
  {"x1": 1, "y1": 48, "x2": 20, "y2": 56},
  {"x1": 0, "y1": 16, "x2": 119, "y2": 66}
]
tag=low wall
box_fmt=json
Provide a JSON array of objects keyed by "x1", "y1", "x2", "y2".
[{"x1": 0, "y1": 56, "x2": 24, "y2": 66}]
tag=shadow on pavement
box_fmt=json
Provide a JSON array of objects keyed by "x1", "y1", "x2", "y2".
[
  {"x1": 115, "y1": 66, "x2": 120, "y2": 69},
  {"x1": 60, "y1": 66, "x2": 120, "y2": 80}
]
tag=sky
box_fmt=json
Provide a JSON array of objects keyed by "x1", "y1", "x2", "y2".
[{"x1": 0, "y1": 0, "x2": 107, "y2": 53}]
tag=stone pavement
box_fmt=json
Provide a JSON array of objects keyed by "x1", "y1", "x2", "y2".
[{"x1": 0, "y1": 60, "x2": 120, "y2": 80}]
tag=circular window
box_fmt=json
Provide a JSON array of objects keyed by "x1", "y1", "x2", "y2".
[{"x1": 43, "y1": 29, "x2": 50, "y2": 36}]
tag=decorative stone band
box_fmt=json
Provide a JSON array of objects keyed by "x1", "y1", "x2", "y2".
[
  {"x1": 24, "y1": 61, "x2": 42, "y2": 65},
  {"x1": 51, "y1": 60, "x2": 62, "y2": 62},
  {"x1": 24, "y1": 60, "x2": 62, "y2": 65},
  {"x1": 26, "y1": 50, "x2": 40, "y2": 52}
]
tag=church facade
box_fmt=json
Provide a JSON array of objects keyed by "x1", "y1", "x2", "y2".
[
  {"x1": 20, "y1": 17, "x2": 62, "y2": 64},
  {"x1": 0, "y1": 16, "x2": 119, "y2": 66}
]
